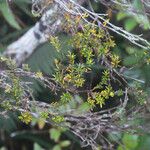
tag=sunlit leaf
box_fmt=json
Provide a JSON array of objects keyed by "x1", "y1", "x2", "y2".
[
  {"x1": 122, "y1": 134, "x2": 138, "y2": 149},
  {"x1": 50, "y1": 128, "x2": 61, "y2": 142},
  {"x1": 60, "y1": 140, "x2": 71, "y2": 147},
  {"x1": 52, "y1": 145, "x2": 61, "y2": 150},
  {"x1": 124, "y1": 18, "x2": 137, "y2": 31},
  {"x1": 34, "y1": 143, "x2": 43, "y2": 150}
]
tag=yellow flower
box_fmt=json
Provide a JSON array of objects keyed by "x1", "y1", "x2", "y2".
[
  {"x1": 110, "y1": 92, "x2": 115, "y2": 97},
  {"x1": 111, "y1": 54, "x2": 120, "y2": 67},
  {"x1": 52, "y1": 115, "x2": 65, "y2": 123},
  {"x1": 18, "y1": 112, "x2": 32, "y2": 124},
  {"x1": 63, "y1": 74, "x2": 72, "y2": 82},
  {"x1": 35, "y1": 71, "x2": 43, "y2": 78}
]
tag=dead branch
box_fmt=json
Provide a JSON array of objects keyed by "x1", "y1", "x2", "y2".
[{"x1": 3, "y1": 0, "x2": 150, "y2": 66}]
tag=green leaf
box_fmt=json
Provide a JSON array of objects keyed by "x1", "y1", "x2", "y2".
[
  {"x1": 52, "y1": 145, "x2": 61, "y2": 150},
  {"x1": 117, "y1": 12, "x2": 127, "y2": 21},
  {"x1": 124, "y1": 18, "x2": 137, "y2": 31},
  {"x1": 34, "y1": 143, "x2": 43, "y2": 150},
  {"x1": 50, "y1": 128, "x2": 61, "y2": 142},
  {"x1": 26, "y1": 34, "x2": 71, "y2": 100},
  {"x1": 122, "y1": 134, "x2": 138, "y2": 149},
  {"x1": 117, "y1": 145, "x2": 129, "y2": 150},
  {"x1": 60, "y1": 140, "x2": 71, "y2": 147},
  {"x1": 0, "y1": 1, "x2": 21, "y2": 30}
]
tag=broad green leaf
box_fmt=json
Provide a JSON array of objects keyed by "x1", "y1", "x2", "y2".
[
  {"x1": 34, "y1": 143, "x2": 43, "y2": 150},
  {"x1": 117, "y1": 145, "x2": 129, "y2": 150},
  {"x1": 52, "y1": 145, "x2": 61, "y2": 150},
  {"x1": 124, "y1": 18, "x2": 137, "y2": 31},
  {"x1": 50, "y1": 128, "x2": 61, "y2": 142},
  {"x1": 122, "y1": 134, "x2": 138, "y2": 149},
  {"x1": 0, "y1": 1, "x2": 21, "y2": 30},
  {"x1": 60, "y1": 140, "x2": 71, "y2": 147}
]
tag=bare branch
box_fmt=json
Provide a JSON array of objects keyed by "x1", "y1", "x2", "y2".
[{"x1": 4, "y1": 0, "x2": 150, "y2": 66}]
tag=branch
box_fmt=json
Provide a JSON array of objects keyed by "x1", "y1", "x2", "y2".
[
  {"x1": 3, "y1": 3, "x2": 61, "y2": 66},
  {"x1": 4, "y1": 0, "x2": 150, "y2": 67},
  {"x1": 3, "y1": 0, "x2": 86, "y2": 66}
]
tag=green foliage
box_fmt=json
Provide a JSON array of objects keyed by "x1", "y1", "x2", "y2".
[
  {"x1": 117, "y1": 134, "x2": 139, "y2": 150},
  {"x1": 18, "y1": 112, "x2": 32, "y2": 124},
  {"x1": 0, "y1": 56, "x2": 24, "y2": 109},
  {"x1": 53, "y1": 52, "x2": 88, "y2": 88},
  {"x1": 116, "y1": 0, "x2": 150, "y2": 30},
  {"x1": 25, "y1": 35, "x2": 71, "y2": 97},
  {"x1": 94, "y1": 85, "x2": 115, "y2": 107},
  {"x1": 132, "y1": 82, "x2": 148, "y2": 105},
  {"x1": 51, "y1": 19, "x2": 123, "y2": 109},
  {"x1": 71, "y1": 24, "x2": 116, "y2": 64},
  {"x1": 1, "y1": 1, "x2": 150, "y2": 150},
  {"x1": 60, "y1": 92, "x2": 72, "y2": 104},
  {"x1": 50, "y1": 128, "x2": 61, "y2": 142},
  {"x1": 50, "y1": 128, "x2": 70, "y2": 150},
  {"x1": 50, "y1": 36, "x2": 61, "y2": 52},
  {"x1": 52, "y1": 116, "x2": 65, "y2": 123},
  {"x1": 124, "y1": 18, "x2": 137, "y2": 32},
  {"x1": 0, "y1": 0, "x2": 21, "y2": 30},
  {"x1": 34, "y1": 143, "x2": 43, "y2": 150}
]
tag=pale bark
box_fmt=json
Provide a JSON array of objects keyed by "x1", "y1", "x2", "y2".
[
  {"x1": 3, "y1": 0, "x2": 86, "y2": 66},
  {"x1": 4, "y1": 0, "x2": 150, "y2": 66},
  {"x1": 4, "y1": 4, "x2": 61, "y2": 66}
]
